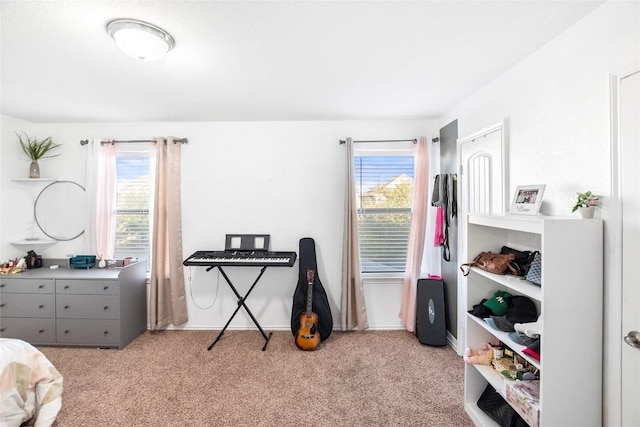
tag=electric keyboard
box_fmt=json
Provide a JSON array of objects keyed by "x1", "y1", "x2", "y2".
[{"x1": 183, "y1": 250, "x2": 297, "y2": 267}]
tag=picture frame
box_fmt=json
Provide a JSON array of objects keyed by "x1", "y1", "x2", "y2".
[{"x1": 510, "y1": 185, "x2": 546, "y2": 215}]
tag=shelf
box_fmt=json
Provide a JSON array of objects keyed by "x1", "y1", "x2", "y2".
[
  {"x1": 469, "y1": 213, "x2": 544, "y2": 234},
  {"x1": 469, "y1": 213, "x2": 594, "y2": 234},
  {"x1": 473, "y1": 364, "x2": 507, "y2": 396},
  {"x1": 10, "y1": 239, "x2": 57, "y2": 246},
  {"x1": 466, "y1": 361, "x2": 542, "y2": 427},
  {"x1": 11, "y1": 178, "x2": 56, "y2": 182},
  {"x1": 468, "y1": 314, "x2": 540, "y2": 369},
  {"x1": 465, "y1": 402, "x2": 500, "y2": 427},
  {"x1": 469, "y1": 267, "x2": 542, "y2": 301}
]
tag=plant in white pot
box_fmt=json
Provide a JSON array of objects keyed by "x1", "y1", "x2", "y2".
[
  {"x1": 17, "y1": 132, "x2": 62, "y2": 178},
  {"x1": 571, "y1": 190, "x2": 600, "y2": 218}
]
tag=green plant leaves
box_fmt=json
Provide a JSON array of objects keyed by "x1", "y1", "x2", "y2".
[
  {"x1": 572, "y1": 190, "x2": 600, "y2": 212},
  {"x1": 16, "y1": 132, "x2": 62, "y2": 160}
]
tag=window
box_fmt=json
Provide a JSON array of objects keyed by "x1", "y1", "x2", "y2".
[
  {"x1": 114, "y1": 149, "x2": 155, "y2": 270},
  {"x1": 354, "y1": 153, "x2": 414, "y2": 274}
]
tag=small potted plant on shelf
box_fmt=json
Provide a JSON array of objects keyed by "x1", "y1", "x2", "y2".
[
  {"x1": 17, "y1": 132, "x2": 62, "y2": 178},
  {"x1": 572, "y1": 190, "x2": 600, "y2": 218}
]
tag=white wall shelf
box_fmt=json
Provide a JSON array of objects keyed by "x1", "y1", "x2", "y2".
[
  {"x1": 10, "y1": 239, "x2": 57, "y2": 247},
  {"x1": 463, "y1": 214, "x2": 603, "y2": 427},
  {"x1": 11, "y1": 178, "x2": 56, "y2": 182}
]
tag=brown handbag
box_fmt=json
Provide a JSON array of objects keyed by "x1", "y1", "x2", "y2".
[{"x1": 460, "y1": 252, "x2": 516, "y2": 276}]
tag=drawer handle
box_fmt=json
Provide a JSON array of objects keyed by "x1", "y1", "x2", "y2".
[
  {"x1": 0, "y1": 284, "x2": 5, "y2": 288},
  {"x1": 38, "y1": 329, "x2": 44, "y2": 334},
  {"x1": 64, "y1": 286, "x2": 70, "y2": 290},
  {"x1": 64, "y1": 330, "x2": 70, "y2": 334},
  {"x1": 0, "y1": 328, "x2": 5, "y2": 332},
  {"x1": 64, "y1": 305, "x2": 69, "y2": 309},
  {"x1": 103, "y1": 331, "x2": 109, "y2": 335},
  {"x1": 103, "y1": 306, "x2": 109, "y2": 310},
  {"x1": 0, "y1": 303, "x2": 5, "y2": 308},
  {"x1": 39, "y1": 305, "x2": 44, "y2": 309},
  {"x1": 103, "y1": 286, "x2": 109, "y2": 291},
  {"x1": 38, "y1": 285, "x2": 44, "y2": 289}
]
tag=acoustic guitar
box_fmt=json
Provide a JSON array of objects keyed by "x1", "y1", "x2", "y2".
[{"x1": 295, "y1": 269, "x2": 321, "y2": 351}]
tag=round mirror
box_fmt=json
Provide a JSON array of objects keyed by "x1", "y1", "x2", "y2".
[{"x1": 34, "y1": 180, "x2": 85, "y2": 241}]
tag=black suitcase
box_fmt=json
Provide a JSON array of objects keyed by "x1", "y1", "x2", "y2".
[{"x1": 416, "y1": 278, "x2": 447, "y2": 346}]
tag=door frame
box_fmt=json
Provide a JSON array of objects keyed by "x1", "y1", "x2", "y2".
[
  {"x1": 455, "y1": 119, "x2": 507, "y2": 353},
  {"x1": 607, "y1": 66, "x2": 639, "y2": 427}
]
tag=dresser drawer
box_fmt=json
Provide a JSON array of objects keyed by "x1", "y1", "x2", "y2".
[
  {"x1": 0, "y1": 293, "x2": 55, "y2": 318},
  {"x1": 0, "y1": 317, "x2": 56, "y2": 344},
  {"x1": 56, "y1": 319, "x2": 119, "y2": 346},
  {"x1": 56, "y1": 279, "x2": 118, "y2": 295},
  {"x1": 56, "y1": 294, "x2": 119, "y2": 319},
  {"x1": 0, "y1": 278, "x2": 54, "y2": 294}
]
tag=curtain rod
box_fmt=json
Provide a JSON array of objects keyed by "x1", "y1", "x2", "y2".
[
  {"x1": 339, "y1": 138, "x2": 417, "y2": 145},
  {"x1": 79, "y1": 138, "x2": 188, "y2": 146}
]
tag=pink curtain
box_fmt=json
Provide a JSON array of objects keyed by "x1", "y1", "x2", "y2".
[
  {"x1": 96, "y1": 143, "x2": 117, "y2": 259},
  {"x1": 341, "y1": 137, "x2": 369, "y2": 331},
  {"x1": 149, "y1": 137, "x2": 188, "y2": 330},
  {"x1": 399, "y1": 137, "x2": 429, "y2": 331},
  {"x1": 84, "y1": 140, "x2": 117, "y2": 259}
]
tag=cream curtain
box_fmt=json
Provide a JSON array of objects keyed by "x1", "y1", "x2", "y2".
[
  {"x1": 149, "y1": 137, "x2": 188, "y2": 330},
  {"x1": 399, "y1": 137, "x2": 429, "y2": 331},
  {"x1": 341, "y1": 137, "x2": 369, "y2": 331},
  {"x1": 83, "y1": 140, "x2": 116, "y2": 259}
]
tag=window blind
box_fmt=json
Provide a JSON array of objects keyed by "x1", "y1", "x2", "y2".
[
  {"x1": 114, "y1": 154, "x2": 153, "y2": 269},
  {"x1": 354, "y1": 156, "x2": 414, "y2": 273}
]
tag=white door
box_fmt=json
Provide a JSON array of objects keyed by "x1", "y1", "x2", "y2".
[
  {"x1": 459, "y1": 127, "x2": 506, "y2": 216},
  {"x1": 621, "y1": 69, "x2": 640, "y2": 427},
  {"x1": 456, "y1": 121, "x2": 507, "y2": 351}
]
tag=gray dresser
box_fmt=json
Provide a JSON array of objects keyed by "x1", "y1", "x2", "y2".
[{"x1": 0, "y1": 261, "x2": 146, "y2": 349}]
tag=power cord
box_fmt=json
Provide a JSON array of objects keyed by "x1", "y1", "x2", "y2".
[{"x1": 187, "y1": 266, "x2": 219, "y2": 310}]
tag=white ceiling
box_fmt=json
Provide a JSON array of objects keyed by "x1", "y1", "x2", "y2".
[{"x1": 0, "y1": 0, "x2": 605, "y2": 123}]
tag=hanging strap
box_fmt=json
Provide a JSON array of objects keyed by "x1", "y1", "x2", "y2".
[{"x1": 442, "y1": 226, "x2": 451, "y2": 262}]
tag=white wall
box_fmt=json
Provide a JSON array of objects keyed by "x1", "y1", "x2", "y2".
[
  {"x1": 438, "y1": 2, "x2": 639, "y2": 426},
  {"x1": 0, "y1": 115, "x2": 38, "y2": 261},
  {"x1": 440, "y1": 0, "x2": 638, "y2": 216},
  {"x1": 0, "y1": 118, "x2": 435, "y2": 330}
]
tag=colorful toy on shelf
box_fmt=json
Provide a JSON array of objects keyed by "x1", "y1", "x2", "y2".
[{"x1": 463, "y1": 343, "x2": 494, "y2": 365}]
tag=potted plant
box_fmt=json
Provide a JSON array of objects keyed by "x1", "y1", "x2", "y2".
[
  {"x1": 572, "y1": 190, "x2": 600, "y2": 218},
  {"x1": 17, "y1": 132, "x2": 62, "y2": 178}
]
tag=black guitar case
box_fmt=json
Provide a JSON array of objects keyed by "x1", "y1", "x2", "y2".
[{"x1": 291, "y1": 237, "x2": 333, "y2": 341}]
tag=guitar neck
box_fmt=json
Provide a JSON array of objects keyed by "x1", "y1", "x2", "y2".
[{"x1": 305, "y1": 269, "x2": 315, "y2": 318}]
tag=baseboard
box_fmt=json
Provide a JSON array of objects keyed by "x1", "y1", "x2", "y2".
[
  {"x1": 161, "y1": 324, "x2": 461, "y2": 355},
  {"x1": 447, "y1": 331, "x2": 460, "y2": 355},
  {"x1": 156, "y1": 324, "x2": 294, "y2": 331}
]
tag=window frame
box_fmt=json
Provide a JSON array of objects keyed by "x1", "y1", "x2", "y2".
[
  {"x1": 113, "y1": 144, "x2": 156, "y2": 271},
  {"x1": 354, "y1": 141, "x2": 416, "y2": 278}
]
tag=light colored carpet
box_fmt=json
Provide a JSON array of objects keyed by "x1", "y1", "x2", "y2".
[{"x1": 38, "y1": 330, "x2": 473, "y2": 426}]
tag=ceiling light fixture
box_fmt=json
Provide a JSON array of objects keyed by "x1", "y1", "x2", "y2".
[{"x1": 106, "y1": 19, "x2": 175, "y2": 61}]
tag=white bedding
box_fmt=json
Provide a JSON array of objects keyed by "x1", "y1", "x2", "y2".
[{"x1": 0, "y1": 339, "x2": 63, "y2": 427}]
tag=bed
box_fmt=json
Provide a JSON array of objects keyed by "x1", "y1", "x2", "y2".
[{"x1": 0, "y1": 338, "x2": 63, "y2": 427}]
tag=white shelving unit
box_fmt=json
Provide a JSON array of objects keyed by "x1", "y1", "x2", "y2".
[{"x1": 463, "y1": 214, "x2": 603, "y2": 427}]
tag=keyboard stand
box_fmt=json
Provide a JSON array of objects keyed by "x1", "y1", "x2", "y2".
[{"x1": 206, "y1": 265, "x2": 273, "y2": 351}]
